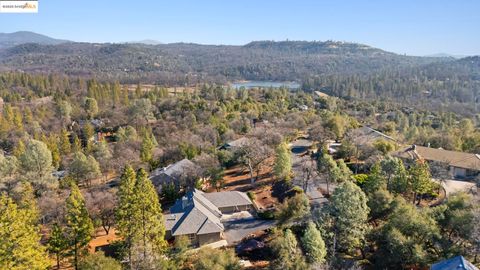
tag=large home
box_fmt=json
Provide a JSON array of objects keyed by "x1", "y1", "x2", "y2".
[
  {"x1": 164, "y1": 189, "x2": 253, "y2": 246},
  {"x1": 149, "y1": 159, "x2": 198, "y2": 191},
  {"x1": 394, "y1": 145, "x2": 480, "y2": 179}
]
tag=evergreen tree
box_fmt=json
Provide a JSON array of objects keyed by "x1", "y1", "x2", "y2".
[
  {"x1": 65, "y1": 183, "x2": 94, "y2": 270},
  {"x1": 60, "y1": 128, "x2": 72, "y2": 155},
  {"x1": 301, "y1": 222, "x2": 327, "y2": 265},
  {"x1": 140, "y1": 133, "x2": 155, "y2": 163},
  {"x1": 409, "y1": 160, "x2": 435, "y2": 205},
  {"x1": 273, "y1": 142, "x2": 292, "y2": 181},
  {"x1": 83, "y1": 98, "x2": 98, "y2": 119},
  {"x1": 132, "y1": 168, "x2": 167, "y2": 263},
  {"x1": 0, "y1": 194, "x2": 49, "y2": 270},
  {"x1": 116, "y1": 165, "x2": 137, "y2": 268},
  {"x1": 48, "y1": 223, "x2": 68, "y2": 270},
  {"x1": 72, "y1": 134, "x2": 82, "y2": 153},
  {"x1": 270, "y1": 229, "x2": 308, "y2": 270},
  {"x1": 83, "y1": 123, "x2": 95, "y2": 153},
  {"x1": 330, "y1": 181, "x2": 370, "y2": 255}
]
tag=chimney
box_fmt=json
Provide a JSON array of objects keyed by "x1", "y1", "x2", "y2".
[
  {"x1": 181, "y1": 196, "x2": 190, "y2": 209},
  {"x1": 412, "y1": 144, "x2": 416, "y2": 151},
  {"x1": 427, "y1": 142, "x2": 430, "y2": 148}
]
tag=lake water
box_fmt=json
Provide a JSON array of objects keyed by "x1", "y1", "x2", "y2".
[{"x1": 231, "y1": 81, "x2": 300, "y2": 89}]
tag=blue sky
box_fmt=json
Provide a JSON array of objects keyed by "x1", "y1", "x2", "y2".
[{"x1": 1, "y1": 0, "x2": 479, "y2": 55}]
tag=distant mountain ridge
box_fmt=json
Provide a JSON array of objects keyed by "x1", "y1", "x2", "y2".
[
  {"x1": 125, "y1": 39, "x2": 163, "y2": 45},
  {"x1": 0, "y1": 31, "x2": 474, "y2": 85},
  {"x1": 0, "y1": 31, "x2": 70, "y2": 49}
]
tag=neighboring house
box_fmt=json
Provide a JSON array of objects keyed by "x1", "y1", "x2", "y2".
[
  {"x1": 164, "y1": 189, "x2": 253, "y2": 246},
  {"x1": 150, "y1": 159, "x2": 198, "y2": 191},
  {"x1": 431, "y1": 256, "x2": 478, "y2": 270},
  {"x1": 394, "y1": 145, "x2": 480, "y2": 179},
  {"x1": 220, "y1": 137, "x2": 250, "y2": 150},
  {"x1": 348, "y1": 126, "x2": 396, "y2": 146}
]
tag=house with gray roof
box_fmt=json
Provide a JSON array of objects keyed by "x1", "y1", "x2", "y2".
[
  {"x1": 349, "y1": 126, "x2": 396, "y2": 146},
  {"x1": 150, "y1": 159, "x2": 198, "y2": 191},
  {"x1": 220, "y1": 137, "x2": 250, "y2": 150},
  {"x1": 164, "y1": 189, "x2": 253, "y2": 246}
]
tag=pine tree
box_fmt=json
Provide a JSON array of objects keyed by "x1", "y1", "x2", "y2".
[
  {"x1": 140, "y1": 133, "x2": 155, "y2": 163},
  {"x1": 83, "y1": 123, "x2": 95, "y2": 153},
  {"x1": 48, "y1": 223, "x2": 68, "y2": 270},
  {"x1": 330, "y1": 181, "x2": 370, "y2": 255},
  {"x1": 301, "y1": 222, "x2": 327, "y2": 265},
  {"x1": 409, "y1": 160, "x2": 434, "y2": 205},
  {"x1": 270, "y1": 229, "x2": 307, "y2": 270},
  {"x1": 0, "y1": 194, "x2": 50, "y2": 270},
  {"x1": 60, "y1": 128, "x2": 71, "y2": 155},
  {"x1": 72, "y1": 134, "x2": 82, "y2": 153},
  {"x1": 273, "y1": 142, "x2": 292, "y2": 181},
  {"x1": 116, "y1": 165, "x2": 137, "y2": 268},
  {"x1": 133, "y1": 168, "x2": 167, "y2": 263},
  {"x1": 65, "y1": 183, "x2": 94, "y2": 270}
]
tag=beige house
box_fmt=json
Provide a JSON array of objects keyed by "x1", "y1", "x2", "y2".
[
  {"x1": 164, "y1": 189, "x2": 253, "y2": 246},
  {"x1": 394, "y1": 145, "x2": 480, "y2": 179}
]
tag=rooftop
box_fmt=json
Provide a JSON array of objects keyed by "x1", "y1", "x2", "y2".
[
  {"x1": 431, "y1": 256, "x2": 479, "y2": 270},
  {"x1": 165, "y1": 189, "x2": 253, "y2": 236},
  {"x1": 395, "y1": 145, "x2": 480, "y2": 171}
]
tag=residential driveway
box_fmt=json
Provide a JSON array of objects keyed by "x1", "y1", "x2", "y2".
[
  {"x1": 223, "y1": 218, "x2": 275, "y2": 245},
  {"x1": 433, "y1": 179, "x2": 477, "y2": 196},
  {"x1": 290, "y1": 139, "x2": 330, "y2": 207}
]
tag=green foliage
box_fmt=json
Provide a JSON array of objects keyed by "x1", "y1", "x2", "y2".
[
  {"x1": 115, "y1": 165, "x2": 137, "y2": 266},
  {"x1": 65, "y1": 183, "x2": 95, "y2": 269},
  {"x1": 69, "y1": 152, "x2": 102, "y2": 186},
  {"x1": 353, "y1": 174, "x2": 368, "y2": 187},
  {"x1": 273, "y1": 142, "x2": 292, "y2": 181},
  {"x1": 140, "y1": 132, "x2": 155, "y2": 163},
  {"x1": 373, "y1": 139, "x2": 396, "y2": 155},
  {"x1": 270, "y1": 229, "x2": 308, "y2": 270},
  {"x1": 409, "y1": 161, "x2": 436, "y2": 204},
  {"x1": 374, "y1": 197, "x2": 439, "y2": 268},
  {"x1": 84, "y1": 97, "x2": 98, "y2": 119},
  {"x1": 78, "y1": 252, "x2": 122, "y2": 270},
  {"x1": 277, "y1": 192, "x2": 310, "y2": 225},
  {"x1": 0, "y1": 194, "x2": 50, "y2": 270},
  {"x1": 116, "y1": 166, "x2": 167, "y2": 266},
  {"x1": 193, "y1": 247, "x2": 241, "y2": 270},
  {"x1": 133, "y1": 168, "x2": 167, "y2": 257},
  {"x1": 179, "y1": 142, "x2": 201, "y2": 159},
  {"x1": 48, "y1": 223, "x2": 68, "y2": 269},
  {"x1": 19, "y1": 139, "x2": 56, "y2": 191},
  {"x1": 301, "y1": 222, "x2": 327, "y2": 264},
  {"x1": 330, "y1": 181, "x2": 370, "y2": 254}
]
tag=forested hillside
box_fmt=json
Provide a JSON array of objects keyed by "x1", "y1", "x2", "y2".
[{"x1": 0, "y1": 40, "x2": 449, "y2": 84}]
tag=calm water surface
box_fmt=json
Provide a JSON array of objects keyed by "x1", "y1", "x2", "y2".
[{"x1": 231, "y1": 81, "x2": 300, "y2": 89}]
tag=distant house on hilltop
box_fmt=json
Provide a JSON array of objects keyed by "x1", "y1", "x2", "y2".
[
  {"x1": 394, "y1": 145, "x2": 480, "y2": 179},
  {"x1": 164, "y1": 189, "x2": 253, "y2": 246}
]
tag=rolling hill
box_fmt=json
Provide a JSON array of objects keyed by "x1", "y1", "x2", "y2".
[{"x1": 0, "y1": 31, "x2": 70, "y2": 49}]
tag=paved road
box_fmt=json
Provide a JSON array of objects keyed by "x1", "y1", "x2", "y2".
[
  {"x1": 223, "y1": 218, "x2": 276, "y2": 245},
  {"x1": 290, "y1": 139, "x2": 329, "y2": 207}
]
